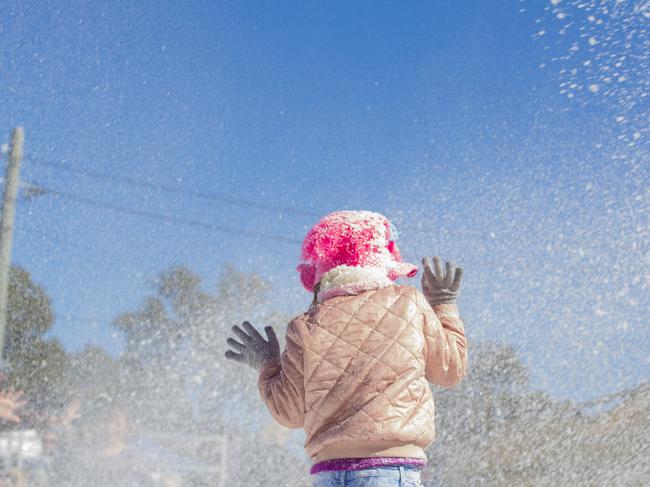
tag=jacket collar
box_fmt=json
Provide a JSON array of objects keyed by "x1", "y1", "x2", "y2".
[{"x1": 316, "y1": 265, "x2": 393, "y2": 303}]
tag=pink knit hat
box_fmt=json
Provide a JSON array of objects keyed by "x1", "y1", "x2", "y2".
[{"x1": 297, "y1": 210, "x2": 418, "y2": 292}]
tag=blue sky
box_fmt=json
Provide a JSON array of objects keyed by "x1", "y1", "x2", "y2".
[{"x1": 0, "y1": 0, "x2": 648, "y2": 403}]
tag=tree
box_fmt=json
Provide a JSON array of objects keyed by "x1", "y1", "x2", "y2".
[
  {"x1": 112, "y1": 264, "x2": 286, "y2": 432},
  {"x1": 4, "y1": 266, "x2": 70, "y2": 413},
  {"x1": 424, "y1": 341, "x2": 561, "y2": 486},
  {"x1": 446, "y1": 381, "x2": 650, "y2": 487},
  {"x1": 111, "y1": 264, "x2": 313, "y2": 485}
]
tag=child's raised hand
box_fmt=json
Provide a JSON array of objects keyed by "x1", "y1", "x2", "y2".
[
  {"x1": 0, "y1": 388, "x2": 26, "y2": 423},
  {"x1": 225, "y1": 321, "x2": 280, "y2": 371},
  {"x1": 421, "y1": 256, "x2": 463, "y2": 306}
]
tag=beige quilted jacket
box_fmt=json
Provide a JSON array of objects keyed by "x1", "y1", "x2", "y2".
[{"x1": 258, "y1": 284, "x2": 467, "y2": 462}]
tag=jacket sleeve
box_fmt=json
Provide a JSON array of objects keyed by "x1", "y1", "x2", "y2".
[
  {"x1": 418, "y1": 291, "x2": 468, "y2": 388},
  {"x1": 257, "y1": 319, "x2": 305, "y2": 428}
]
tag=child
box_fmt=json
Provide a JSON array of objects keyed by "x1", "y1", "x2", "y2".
[{"x1": 225, "y1": 211, "x2": 467, "y2": 486}]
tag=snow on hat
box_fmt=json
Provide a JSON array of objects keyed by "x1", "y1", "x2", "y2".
[{"x1": 297, "y1": 210, "x2": 418, "y2": 292}]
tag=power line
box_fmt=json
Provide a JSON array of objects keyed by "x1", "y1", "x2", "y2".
[
  {"x1": 26, "y1": 156, "x2": 320, "y2": 218},
  {"x1": 29, "y1": 182, "x2": 301, "y2": 245}
]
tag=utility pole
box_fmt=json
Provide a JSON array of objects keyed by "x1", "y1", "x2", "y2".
[{"x1": 0, "y1": 127, "x2": 24, "y2": 362}]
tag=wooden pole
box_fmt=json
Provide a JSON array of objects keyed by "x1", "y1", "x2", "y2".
[{"x1": 0, "y1": 127, "x2": 25, "y2": 361}]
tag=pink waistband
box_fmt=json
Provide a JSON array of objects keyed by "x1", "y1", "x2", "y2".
[{"x1": 310, "y1": 457, "x2": 426, "y2": 475}]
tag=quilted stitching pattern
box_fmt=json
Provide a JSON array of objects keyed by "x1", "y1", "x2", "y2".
[
  {"x1": 300, "y1": 286, "x2": 439, "y2": 456},
  {"x1": 258, "y1": 284, "x2": 467, "y2": 462}
]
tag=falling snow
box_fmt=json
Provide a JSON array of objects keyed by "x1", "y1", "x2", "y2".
[{"x1": 533, "y1": 0, "x2": 650, "y2": 145}]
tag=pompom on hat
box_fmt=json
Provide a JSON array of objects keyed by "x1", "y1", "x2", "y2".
[{"x1": 297, "y1": 210, "x2": 418, "y2": 292}]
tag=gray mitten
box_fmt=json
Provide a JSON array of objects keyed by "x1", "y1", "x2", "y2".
[
  {"x1": 421, "y1": 256, "x2": 463, "y2": 306},
  {"x1": 225, "y1": 321, "x2": 280, "y2": 371}
]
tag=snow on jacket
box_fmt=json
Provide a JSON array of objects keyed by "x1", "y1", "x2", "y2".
[{"x1": 257, "y1": 282, "x2": 467, "y2": 462}]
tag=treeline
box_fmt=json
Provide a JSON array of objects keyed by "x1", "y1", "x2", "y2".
[
  {"x1": 4, "y1": 264, "x2": 310, "y2": 485},
  {"x1": 424, "y1": 346, "x2": 649, "y2": 485}
]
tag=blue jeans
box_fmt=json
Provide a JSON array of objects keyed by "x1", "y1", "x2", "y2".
[{"x1": 311, "y1": 466, "x2": 423, "y2": 486}]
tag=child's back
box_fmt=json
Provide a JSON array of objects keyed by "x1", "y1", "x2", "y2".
[{"x1": 259, "y1": 283, "x2": 466, "y2": 463}]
